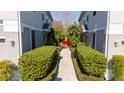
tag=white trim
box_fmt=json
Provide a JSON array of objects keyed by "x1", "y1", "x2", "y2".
[
  {"x1": 17, "y1": 11, "x2": 23, "y2": 56},
  {"x1": 94, "y1": 32, "x2": 97, "y2": 49},
  {"x1": 84, "y1": 25, "x2": 106, "y2": 32},
  {"x1": 105, "y1": 11, "x2": 110, "y2": 58},
  {"x1": 3, "y1": 20, "x2": 18, "y2": 32},
  {"x1": 0, "y1": 36, "x2": 5, "y2": 39},
  {"x1": 21, "y1": 23, "x2": 43, "y2": 32}
]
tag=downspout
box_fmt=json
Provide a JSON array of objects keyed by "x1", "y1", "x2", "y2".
[
  {"x1": 17, "y1": 11, "x2": 22, "y2": 57},
  {"x1": 105, "y1": 11, "x2": 110, "y2": 59},
  {"x1": 105, "y1": 11, "x2": 111, "y2": 80}
]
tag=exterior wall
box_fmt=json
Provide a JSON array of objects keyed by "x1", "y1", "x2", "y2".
[
  {"x1": 35, "y1": 31, "x2": 46, "y2": 47},
  {"x1": 81, "y1": 11, "x2": 108, "y2": 32},
  {"x1": 20, "y1": 11, "x2": 48, "y2": 53},
  {"x1": 79, "y1": 11, "x2": 108, "y2": 54},
  {"x1": 95, "y1": 30, "x2": 106, "y2": 54},
  {"x1": 106, "y1": 12, "x2": 124, "y2": 59},
  {"x1": 0, "y1": 11, "x2": 53, "y2": 64},
  {"x1": 20, "y1": 11, "x2": 44, "y2": 30},
  {"x1": 107, "y1": 35, "x2": 124, "y2": 59},
  {"x1": 21, "y1": 27, "x2": 32, "y2": 53},
  {"x1": 0, "y1": 11, "x2": 20, "y2": 64}
]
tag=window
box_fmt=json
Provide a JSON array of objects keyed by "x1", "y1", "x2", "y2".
[
  {"x1": 0, "y1": 20, "x2": 3, "y2": 32},
  {"x1": 84, "y1": 24, "x2": 88, "y2": 30},
  {"x1": 93, "y1": 11, "x2": 96, "y2": 16},
  {"x1": 42, "y1": 23, "x2": 49, "y2": 29},
  {"x1": 42, "y1": 14, "x2": 44, "y2": 21},
  {"x1": 0, "y1": 36, "x2": 5, "y2": 43},
  {"x1": 0, "y1": 20, "x2": 3, "y2": 24},
  {"x1": 87, "y1": 16, "x2": 89, "y2": 22}
]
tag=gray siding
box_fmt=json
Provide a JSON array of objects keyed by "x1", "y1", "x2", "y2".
[
  {"x1": 82, "y1": 11, "x2": 108, "y2": 32},
  {"x1": 80, "y1": 11, "x2": 108, "y2": 54},
  {"x1": 20, "y1": 11, "x2": 44, "y2": 29},
  {"x1": 35, "y1": 31, "x2": 45, "y2": 47},
  {"x1": 22, "y1": 27, "x2": 32, "y2": 53},
  {"x1": 20, "y1": 11, "x2": 47, "y2": 53},
  {"x1": 95, "y1": 30, "x2": 106, "y2": 54}
]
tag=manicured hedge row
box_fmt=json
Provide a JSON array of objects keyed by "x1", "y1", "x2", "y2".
[
  {"x1": 0, "y1": 60, "x2": 15, "y2": 81},
  {"x1": 42, "y1": 47, "x2": 61, "y2": 81},
  {"x1": 42, "y1": 60, "x2": 59, "y2": 81},
  {"x1": 72, "y1": 57, "x2": 104, "y2": 81},
  {"x1": 76, "y1": 45, "x2": 107, "y2": 79},
  {"x1": 112, "y1": 55, "x2": 124, "y2": 80},
  {"x1": 19, "y1": 46, "x2": 60, "y2": 81}
]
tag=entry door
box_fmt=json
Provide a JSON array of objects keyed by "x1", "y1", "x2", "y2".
[{"x1": 31, "y1": 30, "x2": 35, "y2": 49}]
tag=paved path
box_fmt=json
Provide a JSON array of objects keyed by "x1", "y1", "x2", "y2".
[{"x1": 54, "y1": 48, "x2": 77, "y2": 81}]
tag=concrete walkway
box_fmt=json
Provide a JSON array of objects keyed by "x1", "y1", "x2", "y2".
[{"x1": 54, "y1": 48, "x2": 77, "y2": 81}]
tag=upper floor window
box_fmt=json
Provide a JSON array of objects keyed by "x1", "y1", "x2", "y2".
[
  {"x1": 0, "y1": 20, "x2": 3, "y2": 24},
  {"x1": 0, "y1": 20, "x2": 3, "y2": 32},
  {"x1": 93, "y1": 11, "x2": 96, "y2": 16},
  {"x1": 42, "y1": 14, "x2": 45, "y2": 21}
]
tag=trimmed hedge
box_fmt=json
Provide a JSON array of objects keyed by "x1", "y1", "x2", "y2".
[
  {"x1": 112, "y1": 55, "x2": 124, "y2": 80},
  {"x1": 42, "y1": 60, "x2": 59, "y2": 81},
  {"x1": 76, "y1": 45, "x2": 107, "y2": 78},
  {"x1": 0, "y1": 60, "x2": 15, "y2": 81},
  {"x1": 42, "y1": 47, "x2": 61, "y2": 81},
  {"x1": 19, "y1": 46, "x2": 60, "y2": 81},
  {"x1": 72, "y1": 58, "x2": 104, "y2": 81}
]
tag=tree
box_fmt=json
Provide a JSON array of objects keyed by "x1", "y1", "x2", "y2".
[
  {"x1": 60, "y1": 12, "x2": 75, "y2": 32},
  {"x1": 67, "y1": 23, "x2": 81, "y2": 47}
]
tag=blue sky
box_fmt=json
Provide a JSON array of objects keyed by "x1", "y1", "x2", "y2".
[{"x1": 51, "y1": 11, "x2": 81, "y2": 23}]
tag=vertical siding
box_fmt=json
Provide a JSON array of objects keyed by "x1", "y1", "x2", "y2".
[
  {"x1": 95, "y1": 30, "x2": 106, "y2": 54},
  {"x1": 21, "y1": 27, "x2": 32, "y2": 53},
  {"x1": 35, "y1": 31, "x2": 45, "y2": 47},
  {"x1": 20, "y1": 11, "x2": 44, "y2": 29},
  {"x1": 80, "y1": 11, "x2": 108, "y2": 54},
  {"x1": 20, "y1": 11, "x2": 51, "y2": 53}
]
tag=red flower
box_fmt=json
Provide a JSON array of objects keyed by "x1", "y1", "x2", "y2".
[{"x1": 62, "y1": 39, "x2": 71, "y2": 46}]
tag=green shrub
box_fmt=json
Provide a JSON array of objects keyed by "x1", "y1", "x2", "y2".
[
  {"x1": 42, "y1": 61, "x2": 59, "y2": 81},
  {"x1": 76, "y1": 45, "x2": 107, "y2": 78},
  {"x1": 112, "y1": 55, "x2": 124, "y2": 80},
  {"x1": 67, "y1": 24, "x2": 81, "y2": 48},
  {"x1": 70, "y1": 48, "x2": 104, "y2": 81},
  {"x1": 19, "y1": 46, "x2": 59, "y2": 81},
  {"x1": 0, "y1": 60, "x2": 15, "y2": 81},
  {"x1": 73, "y1": 58, "x2": 104, "y2": 81}
]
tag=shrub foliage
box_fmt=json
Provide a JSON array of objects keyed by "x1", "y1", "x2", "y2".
[
  {"x1": 0, "y1": 60, "x2": 15, "y2": 81},
  {"x1": 19, "y1": 46, "x2": 59, "y2": 81},
  {"x1": 67, "y1": 23, "x2": 80, "y2": 48},
  {"x1": 76, "y1": 44, "x2": 107, "y2": 79},
  {"x1": 112, "y1": 55, "x2": 124, "y2": 80}
]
